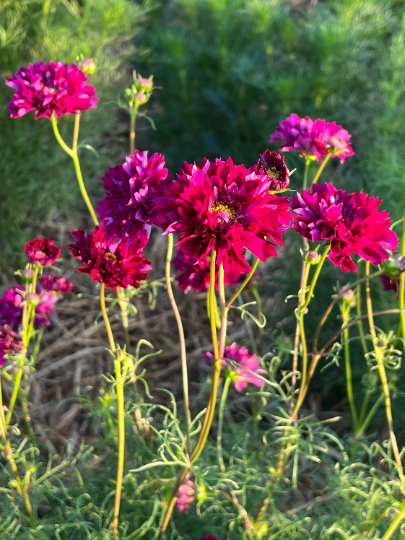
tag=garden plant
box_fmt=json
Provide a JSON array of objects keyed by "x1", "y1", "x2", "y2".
[{"x1": 2, "y1": 13, "x2": 405, "y2": 540}]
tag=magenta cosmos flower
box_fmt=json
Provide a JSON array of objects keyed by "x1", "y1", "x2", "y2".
[
  {"x1": 69, "y1": 226, "x2": 151, "y2": 290},
  {"x1": 25, "y1": 238, "x2": 61, "y2": 267},
  {"x1": 291, "y1": 183, "x2": 398, "y2": 272},
  {"x1": 176, "y1": 472, "x2": 196, "y2": 513},
  {"x1": 0, "y1": 285, "x2": 59, "y2": 330},
  {"x1": 172, "y1": 248, "x2": 242, "y2": 293},
  {"x1": 152, "y1": 158, "x2": 291, "y2": 272},
  {"x1": 96, "y1": 150, "x2": 168, "y2": 247},
  {"x1": 270, "y1": 114, "x2": 353, "y2": 163},
  {"x1": 6, "y1": 61, "x2": 98, "y2": 120},
  {"x1": 256, "y1": 150, "x2": 289, "y2": 191},
  {"x1": 0, "y1": 325, "x2": 23, "y2": 367},
  {"x1": 204, "y1": 343, "x2": 265, "y2": 393},
  {"x1": 40, "y1": 275, "x2": 73, "y2": 294}
]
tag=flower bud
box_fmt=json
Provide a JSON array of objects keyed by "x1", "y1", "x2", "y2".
[
  {"x1": 23, "y1": 269, "x2": 35, "y2": 280},
  {"x1": 80, "y1": 59, "x2": 96, "y2": 74},
  {"x1": 26, "y1": 293, "x2": 40, "y2": 305},
  {"x1": 307, "y1": 251, "x2": 320, "y2": 263},
  {"x1": 341, "y1": 288, "x2": 354, "y2": 301}
]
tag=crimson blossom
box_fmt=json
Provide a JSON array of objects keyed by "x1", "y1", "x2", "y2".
[
  {"x1": 40, "y1": 275, "x2": 73, "y2": 294},
  {"x1": 204, "y1": 343, "x2": 264, "y2": 393},
  {"x1": 270, "y1": 114, "x2": 354, "y2": 163},
  {"x1": 69, "y1": 226, "x2": 151, "y2": 290},
  {"x1": 0, "y1": 285, "x2": 58, "y2": 330},
  {"x1": 152, "y1": 158, "x2": 291, "y2": 272},
  {"x1": 6, "y1": 61, "x2": 98, "y2": 120},
  {"x1": 172, "y1": 248, "x2": 242, "y2": 293},
  {"x1": 25, "y1": 238, "x2": 61, "y2": 267},
  {"x1": 0, "y1": 325, "x2": 23, "y2": 367},
  {"x1": 291, "y1": 183, "x2": 398, "y2": 272},
  {"x1": 256, "y1": 150, "x2": 290, "y2": 191},
  {"x1": 96, "y1": 150, "x2": 168, "y2": 247}
]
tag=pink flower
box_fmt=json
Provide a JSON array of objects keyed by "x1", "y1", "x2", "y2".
[
  {"x1": 291, "y1": 183, "x2": 398, "y2": 272},
  {"x1": 69, "y1": 226, "x2": 151, "y2": 290},
  {"x1": 40, "y1": 275, "x2": 73, "y2": 294},
  {"x1": 256, "y1": 150, "x2": 289, "y2": 191},
  {"x1": 0, "y1": 325, "x2": 23, "y2": 367},
  {"x1": 25, "y1": 238, "x2": 61, "y2": 267},
  {"x1": 176, "y1": 472, "x2": 196, "y2": 513},
  {"x1": 204, "y1": 343, "x2": 264, "y2": 393},
  {"x1": 152, "y1": 158, "x2": 291, "y2": 273},
  {"x1": 172, "y1": 248, "x2": 242, "y2": 294},
  {"x1": 270, "y1": 114, "x2": 354, "y2": 163},
  {"x1": 0, "y1": 285, "x2": 58, "y2": 330},
  {"x1": 6, "y1": 61, "x2": 98, "y2": 119},
  {"x1": 96, "y1": 150, "x2": 168, "y2": 247}
]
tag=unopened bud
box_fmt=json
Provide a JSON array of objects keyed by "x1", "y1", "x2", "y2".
[
  {"x1": 307, "y1": 251, "x2": 320, "y2": 263},
  {"x1": 341, "y1": 288, "x2": 354, "y2": 301},
  {"x1": 23, "y1": 269, "x2": 35, "y2": 280},
  {"x1": 137, "y1": 76, "x2": 153, "y2": 91},
  {"x1": 136, "y1": 92, "x2": 146, "y2": 103},
  {"x1": 26, "y1": 293, "x2": 40, "y2": 305},
  {"x1": 80, "y1": 59, "x2": 96, "y2": 74}
]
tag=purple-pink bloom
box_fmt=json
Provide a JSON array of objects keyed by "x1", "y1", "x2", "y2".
[
  {"x1": 152, "y1": 158, "x2": 291, "y2": 273},
  {"x1": 0, "y1": 285, "x2": 58, "y2": 330},
  {"x1": 176, "y1": 472, "x2": 196, "y2": 513},
  {"x1": 0, "y1": 325, "x2": 23, "y2": 367},
  {"x1": 172, "y1": 248, "x2": 242, "y2": 294},
  {"x1": 96, "y1": 150, "x2": 168, "y2": 247},
  {"x1": 270, "y1": 114, "x2": 354, "y2": 163},
  {"x1": 256, "y1": 150, "x2": 290, "y2": 191},
  {"x1": 25, "y1": 238, "x2": 61, "y2": 267},
  {"x1": 6, "y1": 61, "x2": 98, "y2": 120},
  {"x1": 204, "y1": 343, "x2": 264, "y2": 393},
  {"x1": 69, "y1": 226, "x2": 151, "y2": 290},
  {"x1": 291, "y1": 183, "x2": 398, "y2": 272},
  {"x1": 40, "y1": 275, "x2": 73, "y2": 294}
]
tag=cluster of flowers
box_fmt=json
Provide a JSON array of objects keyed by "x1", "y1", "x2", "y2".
[{"x1": 0, "y1": 239, "x2": 72, "y2": 366}]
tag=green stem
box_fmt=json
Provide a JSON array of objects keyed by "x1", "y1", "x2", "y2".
[
  {"x1": 311, "y1": 153, "x2": 331, "y2": 186},
  {"x1": 365, "y1": 262, "x2": 403, "y2": 475},
  {"x1": 356, "y1": 393, "x2": 384, "y2": 436},
  {"x1": 301, "y1": 246, "x2": 330, "y2": 310},
  {"x1": 165, "y1": 234, "x2": 190, "y2": 450},
  {"x1": 302, "y1": 158, "x2": 311, "y2": 190},
  {"x1": 6, "y1": 362, "x2": 24, "y2": 425},
  {"x1": 217, "y1": 377, "x2": 231, "y2": 473},
  {"x1": 250, "y1": 286, "x2": 264, "y2": 356},
  {"x1": 381, "y1": 504, "x2": 405, "y2": 540},
  {"x1": 226, "y1": 258, "x2": 259, "y2": 309},
  {"x1": 129, "y1": 105, "x2": 138, "y2": 155},
  {"x1": 51, "y1": 112, "x2": 99, "y2": 226},
  {"x1": 358, "y1": 385, "x2": 372, "y2": 431},
  {"x1": 157, "y1": 252, "x2": 222, "y2": 540},
  {"x1": 342, "y1": 300, "x2": 358, "y2": 430}
]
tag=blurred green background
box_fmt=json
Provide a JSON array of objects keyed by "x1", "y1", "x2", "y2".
[{"x1": 2, "y1": 0, "x2": 405, "y2": 431}]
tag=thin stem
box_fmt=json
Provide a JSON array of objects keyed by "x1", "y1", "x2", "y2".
[
  {"x1": 302, "y1": 158, "x2": 311, "y2": 190},
  {"x1": 292, "y1": 249, "x2": 307, "y2": 394},
  {"x1": 72, "y1": 113, "x2": 80, "y2": 152},
  {"x1": 356, "y1": 273, "x2": 369, "y2": 357},
  {"x1": 157, "y1": 252, "x2": 222, "y2": 540},
  {"x1": 365, "y1": 262, "x2": 403, "y2": 475},
  {"x1": 6, "y1": 360, "x2": 24, "y2": 425},
  {"x1": 313, "y1": 269, "x2": 383, "y2": 355},
  {"x1": 311, "y1": 153, "x2": 331, "y2": 186},
  {"x1": 165, "y1": 234, "x2": 190, "y2": 450},
  {"x1": 381, "y1": 504, "x2": 405, "y2": 540},
  {"x1": 342, "y1": 300, "x2": 358, "y2": 430},
  {"x1": 217, "y1": 377, "x2": 231, "y2": 472},
  {"x1": 301, "y1": 246, "x2": 330, "y2": 310},
  {"x1": 226, "y1": 258, "x2": 260, "y2": 309},
  {"x1": 250, "y1": 286, "x2": 264, "y2": 356},
  {"x1": 0, "y1": 381, "x2": 34, "y2": 521},
  {"x1": 100, "y1": 284, "x2": 115, "y2": 351},
  {"x1": 129, "y1": 106, "x2": 138, "y2": 155},
  {"x1": 356, "y1": 393, "x2": 384, "y2": 436},
  {"x1": 71, "y1": 152, "x2": 99, "y2": 226},
  {"x1": 117, "y1": 287, "x2": 131, "y2": 353}
]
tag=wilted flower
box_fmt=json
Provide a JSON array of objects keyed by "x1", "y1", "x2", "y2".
[
  {"x1": 41, "y1": 275, "x2": 73, "y2": 294},
  {"x1": 256, "y1": 150, "x2": 289, "y2": 191},
  {"x1": 176, "y1": 472, "x2": 196, "y2": 513},
  {"x1": 291, "y1": 183, "x2": 397, "y2": 272},
  {"x1": 270, "y1": 114, "x2": 353, "y2": 163},
  {"x1": 6, "y1": 61, "x2": 98, "y2": 119},
  {"x1": 204, "y1": 342, "x2": 264, "y2": 393},
  {"x1": 69, "y1": 226, "x2": 151, "y2": 290},
  {"x1": 0, "y1": 325, "x2": 23, "y2": 367},
  {"x1": 152, "y1": 157, "x2": 291, "y2": 273},
  {"x1": 25, "y1": 238, "x2": 61, "y2": 267},
  {"x1": 172, "y1": 248, "x2": 242, "y2": 294},
  {"x1": 0, "y1": 285, "x2": 58, "y2": 330},
  {"x1": 96, "y1": 150, "x2": 168, "y2": 247}
]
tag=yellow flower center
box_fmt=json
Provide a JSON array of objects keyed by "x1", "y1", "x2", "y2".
[
  {"x1": 265, "y1": 168, "x2": 279, "y2": 179},
  {"x1": 106, "y1": 253, "x2": 117, "y2": 261},
  {"x1": 210, "y1": 202, "x2": 237, "y2": 221}
]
